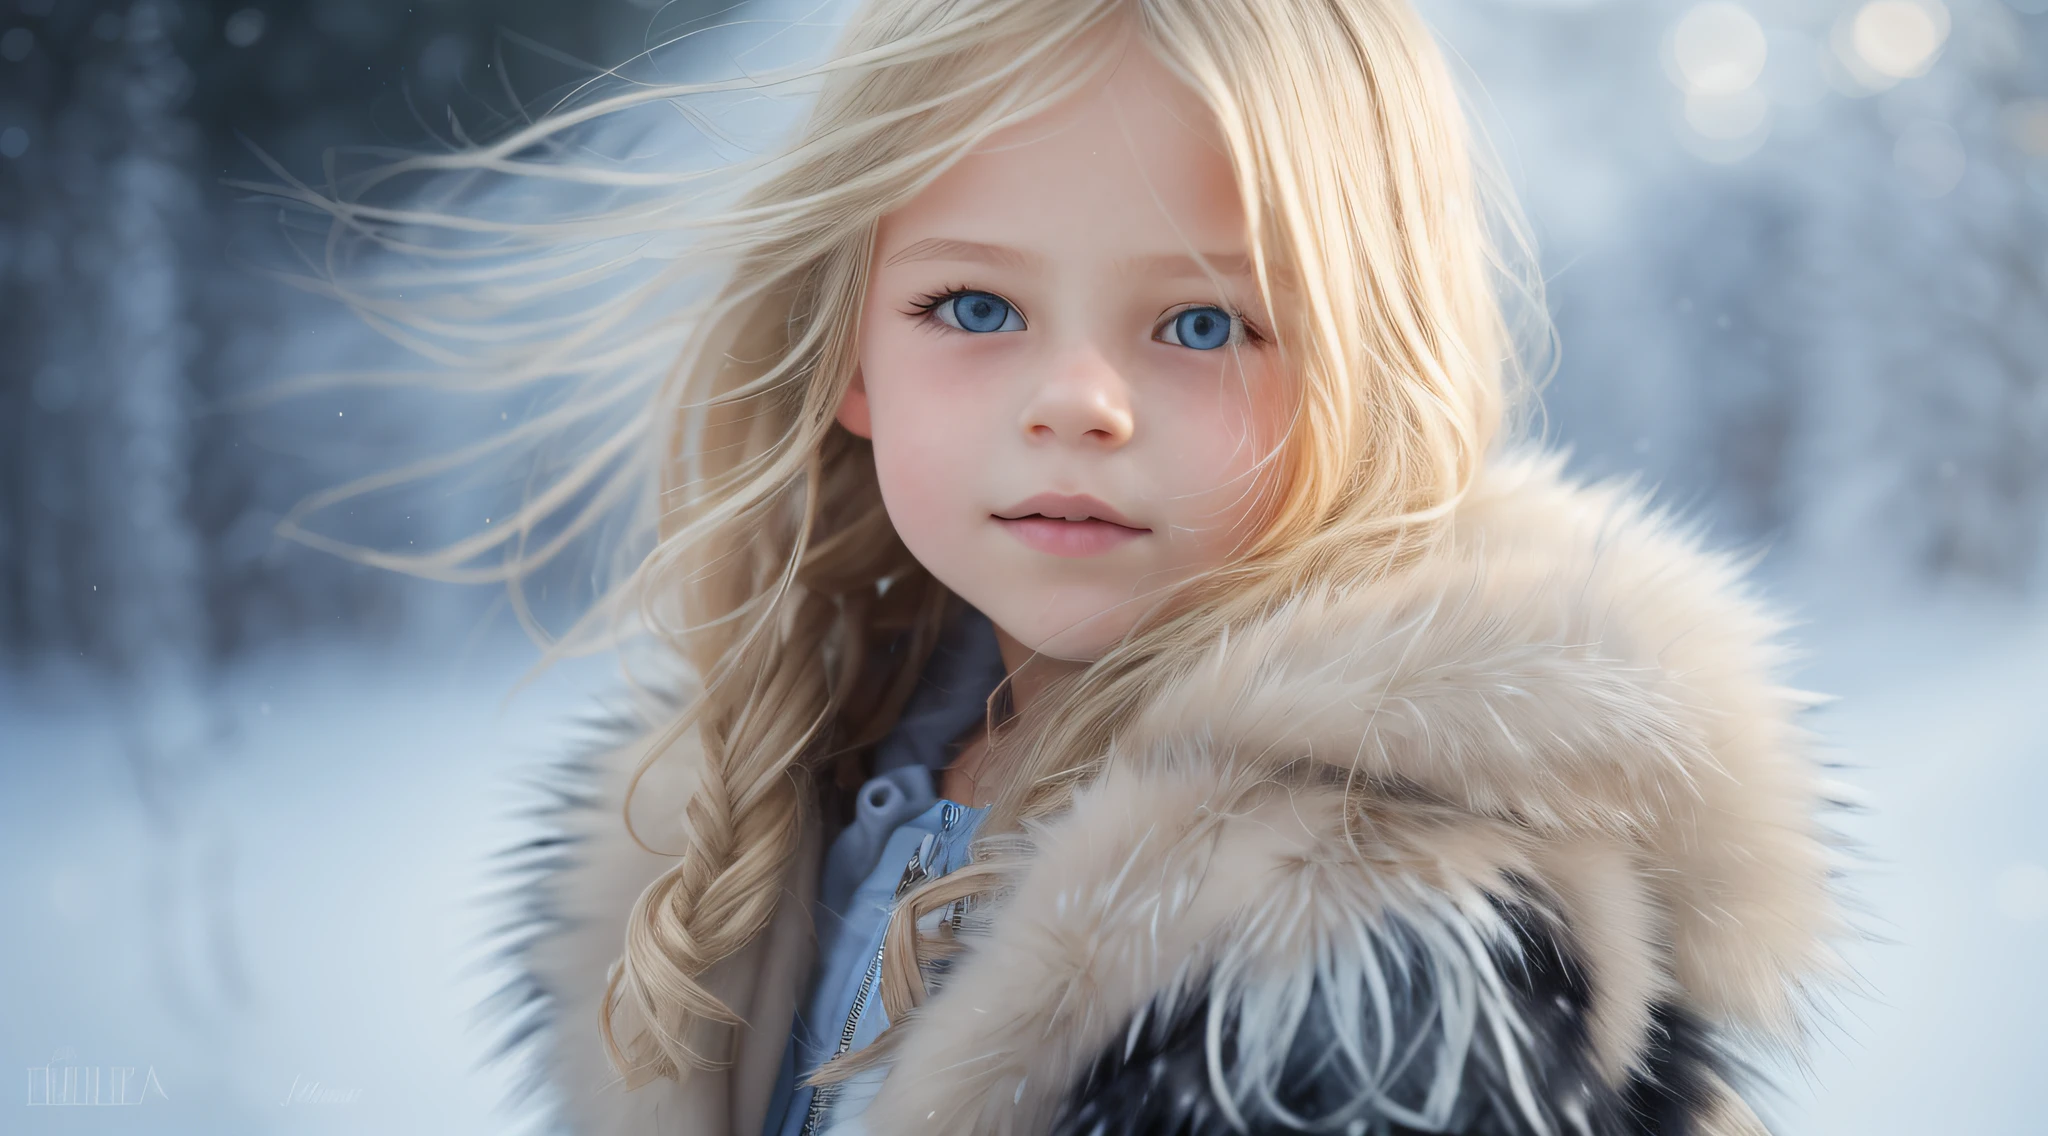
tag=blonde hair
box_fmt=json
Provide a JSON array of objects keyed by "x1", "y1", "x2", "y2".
[{"x1": 268, "y1": 0, "x2": 1550, "y2": 1092}]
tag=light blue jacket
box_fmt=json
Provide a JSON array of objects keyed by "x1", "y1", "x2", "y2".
[{"x1": 760, "y1": 606, "x2": 1006, "y2": 1136}]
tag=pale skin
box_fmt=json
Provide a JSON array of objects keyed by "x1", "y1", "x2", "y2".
[{"x1": 835, "y1": 39, "x2": 1294, "y2": 806}]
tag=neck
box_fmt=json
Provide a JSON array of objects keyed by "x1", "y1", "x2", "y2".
[
  {"x1": 990, "y1": 624, "x2": 1085, "y2": 718},
  {"x1": 940, "y1": 622, "x2": 1087, "y2": 809}
]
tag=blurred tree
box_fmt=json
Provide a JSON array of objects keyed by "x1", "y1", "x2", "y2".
[
  {"x1": 0, "y1": 0, "x2": 722, "y2": 668},
  {"x1": 0, "y1": 0, "x2": 733, "y2": 1067},
  {"x1": 1429, "y1": 0, "x2": 2048, "y2": 594}
]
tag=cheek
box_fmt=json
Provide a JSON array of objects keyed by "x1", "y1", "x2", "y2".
[
  {"x1": 858, "y1": 319, "x2": 984, "y2": 551},
  {"x1": 1167, "y1": 359, "x2": 1287, "y2": 537},
  {"x1": 870, "y1": 412, "x2": 961, "y2": 544}
]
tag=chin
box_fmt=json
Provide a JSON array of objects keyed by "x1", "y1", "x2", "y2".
[
  {"x1": 1024, "y1": 631, "x2": 1109, "y2": 663},
  {"x1": 1006, "y1": 604, "x2": 1141, "y2": 663}
]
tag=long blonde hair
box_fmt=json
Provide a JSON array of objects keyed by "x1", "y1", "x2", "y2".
[{"x1": 270, "y1": 0, "x2": 1549, "y2": 1091}]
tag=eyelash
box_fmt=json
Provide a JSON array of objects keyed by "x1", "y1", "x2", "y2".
[
  {"x1": 901, "y1": 286, "x2": 1269, "y2": 346},
  {"x1": 901, "y1": 285, "x2": 987, "y2": 333}
]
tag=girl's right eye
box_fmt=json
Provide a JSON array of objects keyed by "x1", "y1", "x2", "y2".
[{"x1": 914, "y1": 289, "x2": 1026, "y2": 334}]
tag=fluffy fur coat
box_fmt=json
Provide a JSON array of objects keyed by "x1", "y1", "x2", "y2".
[{"x1": 491, "y1": 451, "x2": 1844, "y2": 1136}]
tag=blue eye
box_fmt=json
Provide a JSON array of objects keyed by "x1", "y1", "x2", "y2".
[
  {"x1": 932, "y1": 291, "x2": 1024, "y2": 334},
  {"x1": 1161, "y1": 306, "x2": 1236, "y2": 351}
]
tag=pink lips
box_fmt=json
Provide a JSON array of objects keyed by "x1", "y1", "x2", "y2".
[{"x1": 994, "y1": 493, "x2": 1150, "y2": 558}]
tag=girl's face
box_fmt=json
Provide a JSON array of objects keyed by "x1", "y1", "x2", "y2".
[{"x1": 840, "y1": 42, "x2": 1292, "y2": 661}]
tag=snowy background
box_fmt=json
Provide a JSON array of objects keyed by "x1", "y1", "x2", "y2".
[{"x1": 2, "y1": 0, "x2": 2045, "y2": 1131}]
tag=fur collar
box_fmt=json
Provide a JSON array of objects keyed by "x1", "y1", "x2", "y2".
[
  {"x1": 849, "y1": 450, "x2": 1843, "y2": 1134},
  {"x1": 492, "y1": 449, "x2": 1844, "y2": 1136}
]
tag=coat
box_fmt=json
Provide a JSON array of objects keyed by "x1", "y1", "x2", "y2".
[{"x1": 491, "y1": 450, "x2": 1843, "y2": 1136}]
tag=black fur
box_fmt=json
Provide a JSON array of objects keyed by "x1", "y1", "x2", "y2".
[
  {"x1": 1051, "y1": 893, "x2": 1730, "y2": 1136},
  {"x1": 473, "y1": 703, "x2": 641, "y2": 1126}
]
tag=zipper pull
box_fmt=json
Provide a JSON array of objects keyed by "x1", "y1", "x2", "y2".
[{"x1": 894, "y1": 833, "x2": 937, "y2": 900}]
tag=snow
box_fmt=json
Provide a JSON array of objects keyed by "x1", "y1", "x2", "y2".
[
  {"x1": 1756, "y1": 582, "x2": 2048, "y2": 1135},
  {"x1": 0, "y1": 626, "x2": 620, "y2": 1132}
]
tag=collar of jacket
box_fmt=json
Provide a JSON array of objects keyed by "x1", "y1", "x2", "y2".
[{"x1": 493, "y1": 448, "x2": 1845, "y2": 1136}]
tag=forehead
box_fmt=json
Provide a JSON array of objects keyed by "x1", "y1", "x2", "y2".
[{"x1": 874, "y1": 44, "x2": 1250, "y2": 264}]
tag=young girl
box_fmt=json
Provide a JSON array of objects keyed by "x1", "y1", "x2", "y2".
[{"x1": 438, "y1": 0, "x2": 1846, "y2": 1133}]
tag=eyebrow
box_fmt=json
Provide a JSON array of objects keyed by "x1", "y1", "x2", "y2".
[{"x1": 883, "y1": 237, "x2": 1255, "y2": 279}]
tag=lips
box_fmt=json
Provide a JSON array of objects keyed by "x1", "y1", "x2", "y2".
[
  {"x1": 994, "y1": 493, "x2": 1147, "y2": 530},
  {"x1": 993, "y1": 493, "x2": 1149, "y2": 558}
]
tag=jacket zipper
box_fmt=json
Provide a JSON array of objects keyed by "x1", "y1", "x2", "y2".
[
  {"x1": 797, "y1": 937, "x2": 886, "y2": 1136},
  {"x1": 799, "y1": 825, "x2": 950, "y2": 1136}
]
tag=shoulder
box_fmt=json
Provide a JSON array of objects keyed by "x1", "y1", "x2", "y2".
[{"x1": 860, "y1": 450, "x2": 1837, "y2": 1135}]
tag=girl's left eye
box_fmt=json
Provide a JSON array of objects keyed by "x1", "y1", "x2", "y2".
[
  {"x1": 919, "y1": 290, "x2": 1026, "y2": 334},
  {"x1": 1156, "y1": 305, "x2": 1245, "y2": 351}
]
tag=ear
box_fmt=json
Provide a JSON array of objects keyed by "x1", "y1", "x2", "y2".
[{"x1": 836, "y1": 367, "x2": 874, "y2": 439}]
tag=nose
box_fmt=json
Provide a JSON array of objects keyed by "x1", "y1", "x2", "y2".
[{"x1": 1019, "y1": 344, "x2": 1134, "y2": 449}]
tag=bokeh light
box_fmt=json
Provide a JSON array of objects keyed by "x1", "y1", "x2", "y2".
[
  {"x1": 223, "y1": 8, "x2": 267, "y2": 49},
  {"x1": 1834, "y1": 0, "x2": 1950, "y2": 90},
  {"x1": 1687, "y1": 87, "x2": 1772, "y2": 140},
  {"x1": 2003, "y1": 96, "x2": 2048, "y2": 156},
  {"x1": 1670, "y1": 2, "x2": 1770, "y2": 95},
  {"x1": 1894, "y1": 118, "x2": 1968, "y2": 197},
  {"x1": 1667, "y1": 3, "x2": 1775, "y2": 159}
]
